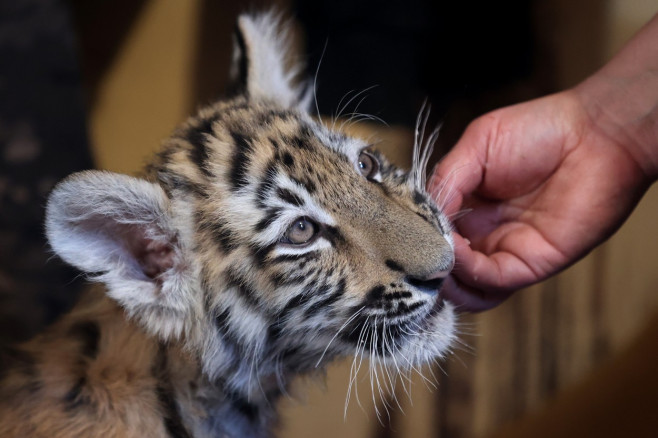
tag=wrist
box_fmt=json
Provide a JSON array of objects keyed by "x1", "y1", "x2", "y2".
[
  {"x1": 573, "y1": 14, "x2": 658, "y2": 181},
  {"x1": 574, "y1": 73, "x2": 658, "y2": 181}
]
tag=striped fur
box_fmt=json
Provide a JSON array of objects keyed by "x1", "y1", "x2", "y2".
[{"x1": 0, "y1": 12, "x2": 455, "y2": 437}]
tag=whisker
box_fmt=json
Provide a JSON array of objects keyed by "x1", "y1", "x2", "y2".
[
  {"x1": 313, "y1": 39, "x2": 329, "y2": 119},
  {"x1": 316, "y1": 306, "x2": 364, "y2": 367},
  {"x1": 411, "y1": 99, "x2": 429, "y2": 190},
  {"x1": 419, "y1": 123, "x2": 442, "y2": 190},
  {"x1": 332, "y1": 89, "x2": 355, "y2": 130},
  {"x1": 447, "y1": 208, "x2": 473, "y2": 221},
  {"x1": 335, "y1": 85, "x2": 378, "y2": 130},
  {"x1": 345, "y1": 315, "x2": 370, "y2": 418},
  {"x1": 429, "y1": 163, "x2": 469, "y2": 211}
]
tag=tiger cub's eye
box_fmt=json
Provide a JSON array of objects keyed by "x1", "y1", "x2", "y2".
[
  {"x1": 358, "y1": 151, "x2": 379, "y2": 179},
  {"x1": 281, "y1": 217, "x2": 317, "y2": 245}
]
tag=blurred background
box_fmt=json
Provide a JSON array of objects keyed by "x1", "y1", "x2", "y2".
[{"x1": 1, "y1": 0, "x2": 658, "y2": 436}]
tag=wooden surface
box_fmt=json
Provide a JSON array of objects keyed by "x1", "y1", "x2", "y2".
[{"x1": 81, "y1": 1, "x2": 658, "y2": 436}]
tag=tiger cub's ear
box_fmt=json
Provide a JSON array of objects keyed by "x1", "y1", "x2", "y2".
[
  {"x1": 46, "y1": 171, "x2": 194, "y2": 338},
  {"x1": 229, "y1": 11, "x2": 312, "y2": 111}
]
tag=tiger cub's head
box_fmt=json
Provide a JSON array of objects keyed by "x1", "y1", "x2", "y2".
[{"x1": 46, "y1": 13, "x2": 455, "y2": 390}]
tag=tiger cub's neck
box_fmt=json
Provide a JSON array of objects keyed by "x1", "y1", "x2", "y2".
[{"x1": 3, "y1": 288, "x2": 283, "y2": 438}]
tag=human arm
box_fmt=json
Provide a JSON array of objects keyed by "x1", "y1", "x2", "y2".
[{"x1": 428, "y1": 14, "x2": 658, "y2": 312}]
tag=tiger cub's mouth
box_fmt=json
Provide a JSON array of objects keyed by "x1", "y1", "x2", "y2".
[{"x1": 407, "y1": 276, "x2": 445, "y2": 296}]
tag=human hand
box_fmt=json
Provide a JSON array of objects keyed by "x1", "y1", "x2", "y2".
[{"x1": 428, "y1": 90, "x2": 653, "y2": 311}]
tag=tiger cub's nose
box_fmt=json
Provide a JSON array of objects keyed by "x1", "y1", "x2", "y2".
[
  {"x1": 405, "y1": 253, "x2": 454, "y2": 294},
  {"x1": 426, "y1": 256, "x2": 455, "y2": 281}
]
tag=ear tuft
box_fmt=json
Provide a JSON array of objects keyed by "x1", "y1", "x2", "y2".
[{"x1": 229, "y1": 11, "x2": 310, "y2": 111}]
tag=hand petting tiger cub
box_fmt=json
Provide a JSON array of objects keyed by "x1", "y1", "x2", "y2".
[{"x1": 0, "y1": 12, "x2": 455, "y2": 438}]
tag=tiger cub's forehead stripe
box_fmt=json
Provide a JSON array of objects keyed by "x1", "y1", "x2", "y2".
[
  {"x1": 173, "y1": 113, "x2": 221, "y2": 180},
  {"x1": 286, "y1": 125, "x2": 316, "y2": 152},
  {"x1": 255, "y1": 161, "x2": 278, "y2": 208},
  {"x1": 290, "y1": 175, "x2": 316, "y2": 194},
  {"x1": 279, "y1": 150, "x2": 294, "y2": 167},
  {"x1": 229, "y1": 130, "x2": 255, "y2": 191},
  {"x1": 276, "y1": 188, "x2": 304, "y2": 207}
]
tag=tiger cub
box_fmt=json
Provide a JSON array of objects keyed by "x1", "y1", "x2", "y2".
[{"x1": 0, "y1": 12, "x2": 455, "y2": 438}]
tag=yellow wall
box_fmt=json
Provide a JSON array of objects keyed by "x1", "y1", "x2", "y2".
[{"x1": 90, "y1": 0, "x2": 200, "y2": 174}]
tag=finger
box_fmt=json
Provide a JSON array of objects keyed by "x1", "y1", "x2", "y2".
[
  {"x1": 427, "y1": 118, "x2": 492, "y2": 216},
  {"x1": 454, "y1": 235, "x2": 538, "y2": 291},
  {"x1": 441, "y1": 275, "x2": 514, "y2": 312},
  {"x1": 445, "y1": 231, "x2": 517, "y2": 311}
]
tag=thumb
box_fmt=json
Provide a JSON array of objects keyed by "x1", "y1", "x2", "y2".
[{"x1": 427, "y1": 115, "x2": 495, "y2": 217}]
